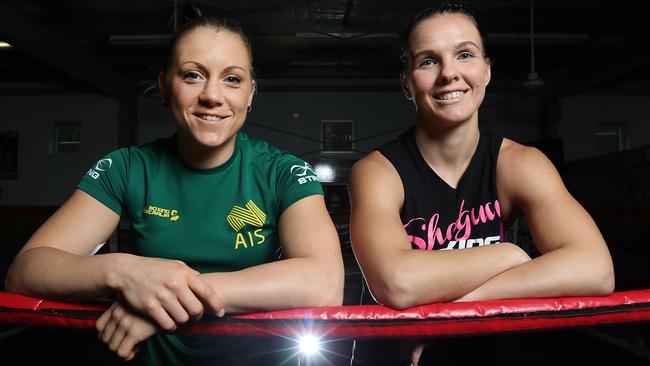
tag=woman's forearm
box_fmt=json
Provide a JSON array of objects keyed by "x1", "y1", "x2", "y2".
[
  {"x1": 201, "y1": 256, "x2": 344, "y2": 314},
  {"x1": 456, "y1": 245, "x2": 615, "y2": 302},
  {"x1": 365, "y1": 242, "x2": 531, "y2": 309},
  {"x1": 5, "y1": 246, "x2": 127, "y2": 301}
]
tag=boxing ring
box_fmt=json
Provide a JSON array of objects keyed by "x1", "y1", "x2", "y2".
[{"x1": 2, "y1": 289, "x2": 650, "y2": 363}]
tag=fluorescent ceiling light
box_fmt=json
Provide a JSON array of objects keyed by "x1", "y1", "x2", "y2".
[
  {"x1": 297, "y1": 32, "x2": 398, "y2": 39},
  {"x1": 487, "y1": 33, "x2": 589, "y2": 44},
  {"x1": 109, "y1": 34, "x2": 170, "y2": 46}
]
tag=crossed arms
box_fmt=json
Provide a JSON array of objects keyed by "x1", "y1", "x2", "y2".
[{"x1": 349, "y1": 140, "x2": 614, "y2": 310}]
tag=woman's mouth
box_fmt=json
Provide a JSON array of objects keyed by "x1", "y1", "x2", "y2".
[
  {"x1": 434, "y1": 90, "x2": 467, "y2": 100},
  {"x1": 195, "y1": 113, "x2": 226, "y2": 122}
]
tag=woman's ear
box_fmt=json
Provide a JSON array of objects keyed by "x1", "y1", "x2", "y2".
[
  {"x1": 400, "y1": 73, "x2": 413, "y2": 100},
  {"x1": 484, "y1": 58, "x2": 492, "y2": 86},
  {"x1": 158, "y1": 71, "x2": 168, "y2": 106},
  {"x1": 248, "y1": 79, "x2": 256, "y2": 107}
]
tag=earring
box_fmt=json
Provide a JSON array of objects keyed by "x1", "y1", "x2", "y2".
[{"x1": 247, "y1": 105, "x2": 252, "y2": 112}]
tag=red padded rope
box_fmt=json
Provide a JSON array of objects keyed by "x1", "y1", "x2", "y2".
[{"x1": 1, "y1": 290, "x2": 650, "y2": 339}]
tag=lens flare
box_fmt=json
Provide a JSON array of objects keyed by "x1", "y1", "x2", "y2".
[{"x1": 298, "y1": 334, "x2": 320, "y2": 356}]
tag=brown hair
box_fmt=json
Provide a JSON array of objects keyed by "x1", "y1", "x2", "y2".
[
  {"x1": 163, "y1": 4, "x2": 255, "y2": 79},
  {"x1": 401, "y1": 2, "x2": 486, "y2": 71}
]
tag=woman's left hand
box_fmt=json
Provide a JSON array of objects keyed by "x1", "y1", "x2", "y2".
[
  {"x1": 96, "y1": 301, "x2": 158, "y2": 361},
  {"x1": 400, "y1": 338, "x2": 432, "y2": 366}
]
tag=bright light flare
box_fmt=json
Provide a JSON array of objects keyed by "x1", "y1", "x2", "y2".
[
  {"x1": 298, "y1": 334, "x2": 321, "y2": 356},
  {"x1": 314, "y1": 163, "x2": 335, "y2": 182}
]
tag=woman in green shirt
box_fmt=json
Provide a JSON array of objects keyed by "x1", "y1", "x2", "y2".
[{"x1": 6, "y1": 9, "x2": 344, "y2": 365}]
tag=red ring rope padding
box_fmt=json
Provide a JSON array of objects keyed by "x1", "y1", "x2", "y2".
[{"x1": 2, "y1": 290, "x2": 650, "y2": 339}]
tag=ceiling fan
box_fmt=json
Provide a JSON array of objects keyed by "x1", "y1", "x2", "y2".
[{"x1": 523, "y1": 0, "x2": 545, "y2": 90}]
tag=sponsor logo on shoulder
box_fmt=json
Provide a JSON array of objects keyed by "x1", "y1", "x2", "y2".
[
  {"x1": 290, "y1": 162, "x2": 319, "y2": 185},
  {"x1": 86, "y1": 158, "x2": 112, "y2": 179}
]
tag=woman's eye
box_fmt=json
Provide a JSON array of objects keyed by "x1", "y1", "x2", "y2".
[
  {"x1": 419, "y1": 58, "x2": 436, "y2": 67},
  {"x1": 225, "y1": 75, "x2": 242, "y2": 84},
  {"x1": 182, "y1": 71, "x2": 202, "y2": 81},
  {"x1": 458, "y1": 52, "x2": 474, "y2": 60}
]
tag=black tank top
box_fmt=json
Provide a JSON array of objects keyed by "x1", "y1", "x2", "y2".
[{"x1": 378, "y1": 128, "x2": 504, "y2": 251}]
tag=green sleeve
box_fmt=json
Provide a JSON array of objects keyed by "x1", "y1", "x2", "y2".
[
  {"x1": 275, "y1": 154, "x2": 324, "y2": 213},
  {"x1": 76, "y1": 148, "x2": 129, "y2": 215}
]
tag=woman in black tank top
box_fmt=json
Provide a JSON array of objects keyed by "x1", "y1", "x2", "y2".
[{"x1": 349, "y1": 3, "x2": 614, "y2": 365}]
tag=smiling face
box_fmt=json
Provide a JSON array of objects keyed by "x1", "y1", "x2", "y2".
[
  {"x1": 161, "y1": 26, "x2": 255, "y2": 163},
  {"x1": 402, "y1": 12, "x2": 490, "y2": 128}
]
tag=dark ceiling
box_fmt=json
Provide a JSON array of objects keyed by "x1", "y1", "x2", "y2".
[{"x1": 0, "y1": 0, "x2": 649, "y2": 97}]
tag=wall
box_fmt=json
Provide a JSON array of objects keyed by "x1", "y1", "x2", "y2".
[
  {"x1": 135, "y1": 89, "x2": 543, "y2": 157},
  {"x1": 0, "y1": 95, "x2": 119, "y2": 205},
  {"x1": 137, "y1": 95, "x2": 175, "y2": 145},
  {"x1": 2, "y1": 90, "x2": 649, "y2": 205},
  {"x1": 244, "y1": 91, "x2": 543, "y2": 156},
  {"x1": 243, "y1": 92, "x2": 414, "y2": 156},
  {"x1": 480, "y1": 92, "x2": 541, "y2": 143},
  {"x1": 559, "y1": 95, "x2": 650, "y2": 162}
]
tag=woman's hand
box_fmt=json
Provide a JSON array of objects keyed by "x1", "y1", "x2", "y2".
[
  {"x1": 96, "y1": 301, "x2": 158, "y2": 361},
  {"x1": 113, "y1": 256, "x2": 225, "y2": 331},
  {"x1": 400, "y1": 339, "x2": 432, "y2": 366}
]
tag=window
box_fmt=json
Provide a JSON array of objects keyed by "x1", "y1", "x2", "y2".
[
  {"x1": 51, "y1": 122, "x2": 81, "y2": 154},
  {"x1": 596, "y1": 121, "x2": 626, "y2": 154},
  {"x1": 321, "y1": 120, "x2": 353, "y2": 152}
]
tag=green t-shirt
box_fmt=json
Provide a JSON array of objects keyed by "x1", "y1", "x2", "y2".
[{"x1": 77, "y1": 132, "x2": 323, "y2": 365}]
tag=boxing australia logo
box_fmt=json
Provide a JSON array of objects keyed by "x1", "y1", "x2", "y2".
[
  {"x1": 86, "y1": 158, "x2": 112, "y2": 180},
  {"x1": 143, "y1": 205, "x2": 180, "y2": 222}
]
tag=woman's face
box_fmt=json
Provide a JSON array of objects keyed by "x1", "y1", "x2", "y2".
[
  {"x1": 163, "y1": 27, "x2": 255, "y2": 151},
  {"x1": 403, "y1": 13, "x2": 490, "y2": 126}
]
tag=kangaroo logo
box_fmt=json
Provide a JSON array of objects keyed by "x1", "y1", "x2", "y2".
[{"x1": 227, "y1": 200, "x2": 267, "y2": 232}]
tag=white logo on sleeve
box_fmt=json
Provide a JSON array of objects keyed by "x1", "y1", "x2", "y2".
[
  {"x1": 95, "y1": 158, "x2": 112, "y2": 171},
  {"x1": 87, "y1": 158, "x2": 113, "y2": 179},
  {"x1": 290, "y1": 162, "x2": 319, "y2": 184}
]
